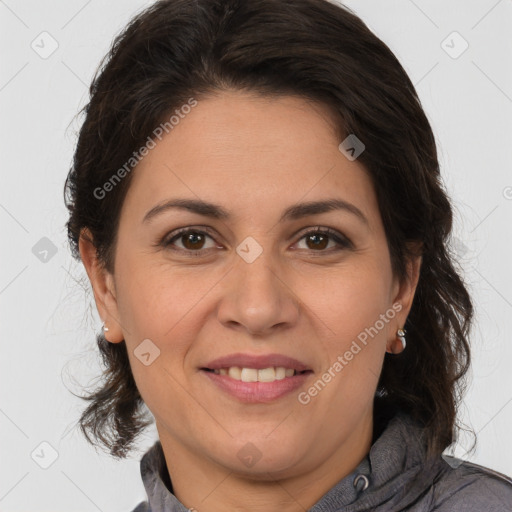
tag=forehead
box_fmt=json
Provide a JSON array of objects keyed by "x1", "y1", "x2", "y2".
[{"x1": 120, "y1": 91, "x2": 379, "y2": 228}]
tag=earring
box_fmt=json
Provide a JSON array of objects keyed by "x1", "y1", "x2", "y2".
[
  {"x1": 397, "y1": 328, "x2": 406, "y2": 351},
  {"x1": 102, "y1": 321, "x2": 109, "y2": 332}
]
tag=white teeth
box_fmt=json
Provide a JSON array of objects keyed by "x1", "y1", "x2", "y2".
[
  {"x1": 241, "y1": 368, "x2": 258, "y2": 382},
  {"x1": 258, "y1": 367, "x2": 276, "y2": 382},
  {"x1": 212, "y1": 366, "x2": 300, "y2": 382},
  {"x1": 228, "y1": 367, "x2": 241, "y2": 380},
  {"x1": 275, "y1": 367, "x2": 286, "y2": 380}
]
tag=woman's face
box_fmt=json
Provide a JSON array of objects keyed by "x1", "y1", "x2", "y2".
[{"x1": 81, "y1": 90, "x2": 419, "y2": 479}]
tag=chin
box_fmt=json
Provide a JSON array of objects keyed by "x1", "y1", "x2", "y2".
[{"x1": 213, "y1": 438, "x2": 307, "y2": 478}]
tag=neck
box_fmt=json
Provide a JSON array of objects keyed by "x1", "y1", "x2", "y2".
[{"x1": 157, "y1": 410, "x2": 374, "y2": 512}]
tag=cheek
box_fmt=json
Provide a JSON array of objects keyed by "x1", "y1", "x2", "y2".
[
  {"x1": 113, "y1": 262, "x2": 211, "y2": 419},
  {"x1": 305, "y1": 259, "x2": 393, "y2": 333},
  {"x1": 115, "y1": 256, "x2": 214, "y2": 339},
  {"x1": 306, "y1": 260, "x2": 393, "y2": 384},
  {"x1": 310, "y1": 288, "x2": 390, "y2": 418}
]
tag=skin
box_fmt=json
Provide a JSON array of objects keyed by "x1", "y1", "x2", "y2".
[{"x1": 80, "y1": 90, "x2": 422, "y2": 512}]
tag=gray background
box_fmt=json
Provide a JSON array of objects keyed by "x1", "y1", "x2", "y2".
[{"x1": 1, "y1": 0, "x2": 511, "y2": 510}]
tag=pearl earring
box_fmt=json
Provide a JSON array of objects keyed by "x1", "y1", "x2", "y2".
[{"x1": 102, "y1": 321, "x2": 109, "y2": 332}]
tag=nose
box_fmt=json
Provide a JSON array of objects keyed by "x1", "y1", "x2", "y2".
[{"x1": 216, "y1": 250, "x2": 300, "y2": 336}]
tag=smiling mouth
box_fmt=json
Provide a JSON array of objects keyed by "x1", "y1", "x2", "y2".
[{"x1": 201, "y1": 367, "x2": 313, "y2": 383}]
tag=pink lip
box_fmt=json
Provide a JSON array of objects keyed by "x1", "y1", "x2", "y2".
[
  {"x1": 202, "y1": 352, "x2": 311, "y2": 372},
  {"x1": 201, "y1": 369, "x2": 312, "y2": 403}
]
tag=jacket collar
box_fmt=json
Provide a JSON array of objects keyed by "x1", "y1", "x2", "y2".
[{"x1": 139, "y1": 409, "x2": 440, "y2": 511}]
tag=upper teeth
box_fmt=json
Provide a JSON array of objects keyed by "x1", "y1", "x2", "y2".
[{"x1": 213, "y1": 367, "x2": 296, "y2": 382}]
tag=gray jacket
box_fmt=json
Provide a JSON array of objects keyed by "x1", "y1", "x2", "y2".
[{"x1": 131, "y1": 411, "x2": 512, "y2": 511}]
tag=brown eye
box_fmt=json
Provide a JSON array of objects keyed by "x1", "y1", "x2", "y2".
[
  {"x1": 162, "y1": 229, "x2": 217, "y2": 254},
  {"x1": 295, "y1": 228, "x2": 352, "y2": 252},
  {"x1": 304, "y1": 233, "x2": 329, "y2": 250},
  {"x1": 160, "y1": 226, "x2": 351, "y2": 256},
  {"x1": 180, "y1": 231, "x2": 207, "y2": 250}
]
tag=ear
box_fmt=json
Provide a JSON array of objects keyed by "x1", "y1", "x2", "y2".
[
  {"x1": 78, "y1": 227, "x2": 124, "y2": 343},
  {"x1": 388, "y1": 242, "x2": 422, "y2": 351}
]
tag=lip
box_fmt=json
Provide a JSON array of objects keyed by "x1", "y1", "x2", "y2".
[
  {"x1": 200, "y1": 369, "x2": 312, "y2": 403},
  {"x1": 202, "y1": 352, "x2": 312, "y2": 372}
]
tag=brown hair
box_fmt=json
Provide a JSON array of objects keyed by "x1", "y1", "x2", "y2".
[{"x1": 64, "y1": 0, "x2": 473, "y2": 459}]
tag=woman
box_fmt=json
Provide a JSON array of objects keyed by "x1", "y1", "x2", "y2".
[{"x1": 64, "y1": 0, "x2": 512, "y2": 510}]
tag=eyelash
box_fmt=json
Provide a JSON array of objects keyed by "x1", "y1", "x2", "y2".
[{"x1": 159, "y1": 226, "x2": 352, "y2": 256}]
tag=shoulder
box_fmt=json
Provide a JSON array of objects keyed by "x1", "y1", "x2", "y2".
[
  {"x1": 130, "y1": 501, "x2": 150, "y2": 512},
  {"x1": 431, "y1": 456, "x2": 512, "y2": 511}
]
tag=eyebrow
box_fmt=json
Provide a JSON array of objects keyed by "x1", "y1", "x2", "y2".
[{"x1": 142, "y1": 198, "x2": 369, "y2": 227}]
